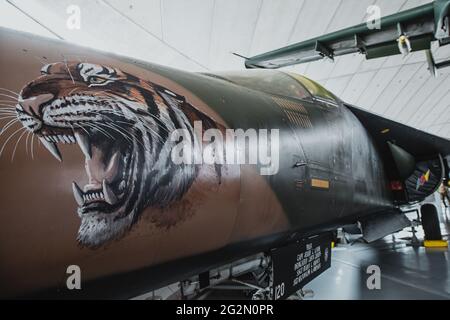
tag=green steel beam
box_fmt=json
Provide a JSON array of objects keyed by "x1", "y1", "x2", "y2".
[{"x1": 245, "y1": 1, "x2": 450, "y2": 69}]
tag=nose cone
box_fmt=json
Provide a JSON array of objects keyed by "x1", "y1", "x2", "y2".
[{"x1": 20, "y1": 93, "x2": 54, "y2": 117}]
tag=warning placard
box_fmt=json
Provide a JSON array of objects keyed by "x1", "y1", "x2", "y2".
[{"x1": 271, "y1": 233, "x2": 332, "y2": 300}]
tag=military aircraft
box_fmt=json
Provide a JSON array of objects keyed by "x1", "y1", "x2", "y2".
[{"x1": 0, "y1": 0, "x2": 449, "y2": 299}]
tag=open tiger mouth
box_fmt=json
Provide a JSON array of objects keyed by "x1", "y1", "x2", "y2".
[{"x1": 37, "y1": 125, "x2": 133, "y2": 216}]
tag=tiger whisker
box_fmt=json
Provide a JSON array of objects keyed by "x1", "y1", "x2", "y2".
[
  {"x1": 100, "y1": 102, "x2": 170, "y2": 131},
  {"x1": 115, "y1": 120, "x2": 165, "y2": 144},
  {"x1": 74, "y1": 123, "x2": 94, "y2": 137},
  {"x1": 97, "y1": 109, "x2": 168, "y2": 140},
  {"x1": 1, "y1": 117, "x2": 17, "y2": 127},
  {"x1": 113, "y1": 112, "x2": 170, "y2": 135},
  {"x1": 31, "y1": 132, "x2": 36, "y2": 160},
  {"x1": 97, "y1": 122, "x2": 136, "y2": 144},
  {"x1": 0, "y1": 108, "x2": 16, "y2": 112},
  {"x1": 0, "y1": 119, "x2": 19, "y2": 135},
  {"x1": 89, "y1": 122, "x2": 118, "y2": 140},
  {"x1": 0, "y1": 117, "x2": 17, "y2": 123},
  {"x1": 0, "y1": 88, "x2": 20, "y2": 97},
  {"x1": 0, "y1": 126, "x2": 26, "y2": 158},
  {"x1": 101, "y1": 122, "x2": 148, "y2": 149},
  {"x1": 83, "y1": 122, "x2": 115, "y2": 140},
  {"x1": 73, "y1": 123, "x2": 91, "y2": 138},
  {"x1": 100, "y1": 120, "x2": 139, "y2": 140},
  {"x1": 97, "y1": 122, "x2": 136, "y2": 145},
  {"x1": 0, "y1": 100, "x2": 18, "y2": 106},
  {"x1": 0, "y1": 111, "x2": 17, "y2": 115},
  {"x1": 0, "y1": 93, "x2": 18, "y2": 101},
  {"x1": 25, "y1": 131, "x2": 31, "y2": 156},
  {"x1": 11, "y1": 129, "x2": 28, "y2": 162},
  {"x1": 85, "y1": 123, "x2": 114, "y2": 139},
  {"x1": 63, "y1": 58, "x2": 75, "y2": 84},
  {"x1": 98, "y1": 121, "x2": 147, "y2": 148},
  {"x1": 131, "y1": 110, "x2": 172, "y2": 133},
  {"x1": 131, "y1": 121, "x2": 166, "y2": 140},
  {"x1": 81, "y1": 103, "x2": 171, "y2": 136}
]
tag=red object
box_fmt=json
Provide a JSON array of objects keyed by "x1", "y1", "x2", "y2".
[{"x1": 390, "y1": 180, "x2": 403, "y2": 191}]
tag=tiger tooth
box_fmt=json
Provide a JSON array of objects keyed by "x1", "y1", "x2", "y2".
[
  {"x1": 103, "y1": 179, "x2": 117, "y2": 205},
  {"x1": 72, "y1": 182, "x2": 84, "y2": 206},
  {"x1": 105, "y1": 152, "x2": 119, "y2": 177},
  {"x1": 63, "y1": 135, "x2": 71, "y2": 144},
  {"x1": 74, "y1": 131, "x2": 91, "y2": 159},
  {"x1": 39, "y1": 137, "x2": 62, "y2": 162}
]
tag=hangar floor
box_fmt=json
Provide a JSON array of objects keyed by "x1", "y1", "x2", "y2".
[
  {"x1": 136, "y1": 207, "x2": 450, "y2": 300},
  {"x1": 305, "y1": 214, "x2": 450, "y2": 300}
]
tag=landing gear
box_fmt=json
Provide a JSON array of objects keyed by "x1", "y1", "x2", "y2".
[
  {"x1": 421, "y1": 203, "x2": 442, "y2": 241},
  {"x1": 138, "y1": 234, "x2": 332, "y2": 300}
]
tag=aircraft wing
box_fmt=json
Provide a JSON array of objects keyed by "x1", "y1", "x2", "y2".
[
  {"x1": 345, "y1": 104, "x2": 450, "y2": 201},
  {"x1": 245, "y1": 1, "x2": 450, "y2": 69},
  {"x1": 345, "y1": 104, "x2": 450, "y2": 159}
]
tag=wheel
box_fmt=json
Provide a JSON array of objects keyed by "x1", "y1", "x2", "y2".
[{"x1": 421, "y1": 203, "x2": 442, "y2": 240}]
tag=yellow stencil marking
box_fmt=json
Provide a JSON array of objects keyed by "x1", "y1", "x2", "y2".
[{"x1": 311, "y1": 178, "x2": 330, "y2": 189}]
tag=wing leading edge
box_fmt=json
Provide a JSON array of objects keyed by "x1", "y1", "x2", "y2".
[{"x1": 245, "y1": 1, "x2": 450, "y2": 70}]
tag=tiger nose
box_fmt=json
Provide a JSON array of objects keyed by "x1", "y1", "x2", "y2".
[{"x1": 20, "y1": 93, "x2": 54, "y2": 117}]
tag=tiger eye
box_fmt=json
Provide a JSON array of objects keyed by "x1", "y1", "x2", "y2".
[{"x1": 89, "y1": 76, "x2": 106, "y2": 84}]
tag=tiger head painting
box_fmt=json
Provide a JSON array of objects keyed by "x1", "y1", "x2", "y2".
[{"x1": 15, "y1": 62, "x2": 219, "y2": 248}]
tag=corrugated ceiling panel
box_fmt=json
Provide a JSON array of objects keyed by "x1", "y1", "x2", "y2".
[
  {"x1": 105, "y1": 0, "x2": 163, "y2": 38},
  {"x1": 249, "y1": 0, "x2": 305, "y2": 56},
  {"x1": 1, "y1": 0, "x2": 449, "y2": 137}
]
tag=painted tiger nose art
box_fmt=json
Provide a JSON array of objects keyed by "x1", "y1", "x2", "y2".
[{"x1": 14, "y1": 62, "x2": 219, "y2": 248}]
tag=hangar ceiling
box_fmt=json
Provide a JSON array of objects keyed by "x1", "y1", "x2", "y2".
[{"x1": 1, "y1": 0, "x2": 450, "y2": 138}]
